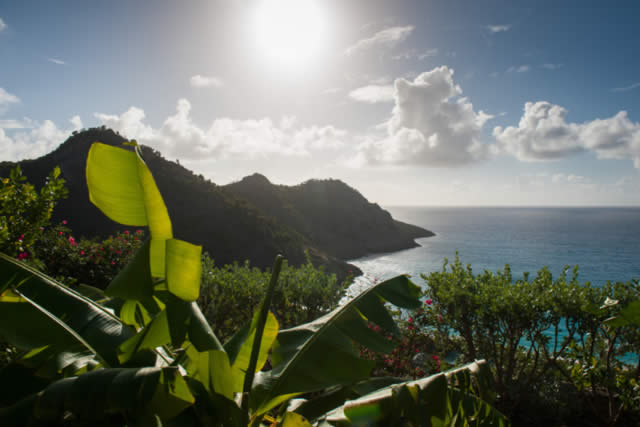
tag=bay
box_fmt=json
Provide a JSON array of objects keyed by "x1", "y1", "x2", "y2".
[{"x1": 348, "y1": 207, "x2": 640, "y2": 294}]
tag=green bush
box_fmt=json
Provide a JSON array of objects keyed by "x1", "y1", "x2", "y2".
[
  {"x1": 198, "y1": 253, "x2": 348, "y2": 341},
  {"x1": 409, "y1": 254, "x2": 640, "y2": 426},
  {"x1": 0, "y1": 165, "x2": 67, "y2": 263},
  {"x1": 38, "y1": 225, "x2": 145, "y2": 288}
]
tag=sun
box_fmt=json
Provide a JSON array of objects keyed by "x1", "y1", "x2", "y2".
[{"x1": 253, "y1": 0, "x2": 327, "y2": 69}]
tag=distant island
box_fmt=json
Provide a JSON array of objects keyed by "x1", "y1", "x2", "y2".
[{"x1": 0, "y1": 127, "x2": 434, "y2": 278}]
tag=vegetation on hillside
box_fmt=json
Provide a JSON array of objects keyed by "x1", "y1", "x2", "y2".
[{"x1": 0, "y1": 142, "x2": 504, "y2": 426}]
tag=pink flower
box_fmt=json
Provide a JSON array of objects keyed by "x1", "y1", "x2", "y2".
[
  {"x1": 124, "y1": 230, "x2": 129, "y2": 235},
  {"x1": 425, "y1": 299, "x2": 432, "y2": 305},
  {"x1": 432, "y1": 355, "x2": 439, "y2": 361},
  {"x1": 62, "y1": 220, "x2": 67, "y2": 225},
  {"x1": 408, "y1": 317, "x2": 413, "y2": 323},
  {"x1": 68, "y1": 236, "x2": 76, "y2": 246},
  {"x1": 136, "y1": 229, "x2": 143, "y2": 235},
  {"x1": 437, "y1": 314, "x2": 443, "y2": 322},
  {"x1": 116, "y1": 250, "x2": 121, "y2": 255},
  {"x1": 111, "y1": 261, "x2": 116, "y2": 265},
  {"x1": 80, "y1": 250, "x2": 85, "y2": 255},
  {"x1": 58, "y1": 231, "x2": 63, "y2": 236},
  {"x1": 19, "y1": 234, "x2": 24, "y2": 240},
  {"x1": 17, "y1": 252, "x2": 29, "y2": 260}
]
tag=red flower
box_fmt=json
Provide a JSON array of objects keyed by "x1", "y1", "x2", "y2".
[
  {"x1": 80, "y1": 250, "x2": 85, "y2": 255},
  {"x1": 58, "y1": 231, "x2": 63, "y2": 235},
  {"x1": 124, "y1": 230, "x2": 130, "y2": 235},
  {"x1": 425, "y1": 299, "x2": 432, "y2": 305},
  {"x1": 408, "y1": 317, "x2": 413, "y2": 323},
  {"x1": 62, "y1": 220, "x2": 67, "y2": 225},
  {"x1": 136, "y1": 229, "x2": 143, "y2": 235},
  {"x1": 111, "y1": 261, "x2": 116, "y2": 265},
  {"x1": 438, "y1": 314, "x2": 443, "y2": 322},
  {"x1": 17, "y1": 252, "x2": 29, "y2": 260},
  {"x1": 68, "y1": 236, "x2": 76, "y2": 246}
]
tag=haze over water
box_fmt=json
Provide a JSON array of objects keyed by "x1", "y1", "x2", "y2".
[{"x1": 349, "y1": 207, "x2": 640, "y2": 292}]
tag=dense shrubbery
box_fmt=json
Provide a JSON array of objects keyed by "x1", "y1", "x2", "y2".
[
  {"x1": 378, "y1": 255, "x2": 640, "y2": 426},
  {"x1": 198, "y1": 253, "x2": 348, "y2": 341},
  {"x1": 0, "y1": 165, "x2": 67, "y2": 262}
]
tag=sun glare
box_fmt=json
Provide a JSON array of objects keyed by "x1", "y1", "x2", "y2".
[{"x1": 253, "y1": 0, "x2": 327, "y2": 69}]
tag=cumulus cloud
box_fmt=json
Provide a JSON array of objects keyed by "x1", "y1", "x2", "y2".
[
  {"x1": 0, "y1": 17, "x2": 6, "y2": 32},
  {"x1": 348, "y1": 85, "x2": 395, "y2": 103},
  {"x1": 190, "y1": 74, "x2": 223, "y2": 88},
  {"x1": 95, "y1": 99, "x2": 346, "y2": 160},
  {"x1": 354, "y1": 66, "x2": 493, "y2": 167},
  {"x1": 48, "y1": 58, "x2": 66, "y2": 65},
  {"x1": 493, "y1": 101, "x2": 640, "y2": 167},
  {"x1": 487, "y1": 24, "x2": 511, "y2": 33},
  {"x1": 345, "y1": 26, "x2": 414, "y2": 56},
  {"x1": 0, "y1": 88, "x2": 20, "y2": 115},
  {"x1": 0, "y1": 118, "x2": 77, "y2": 161}
]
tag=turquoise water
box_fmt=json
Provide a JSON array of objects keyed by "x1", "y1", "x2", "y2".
[{"x1": 349, "y1": 207, "x2": 640, "y2": 293}]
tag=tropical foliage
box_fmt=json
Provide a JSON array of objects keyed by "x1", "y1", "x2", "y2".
[
  {"x1": 407, "y1": 255, "x2": 640, "y2": 426},
  {"x1": 0, "y1": 142, "x2": 506, "y2": 426}
]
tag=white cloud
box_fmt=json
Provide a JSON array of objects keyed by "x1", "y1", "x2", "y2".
[
  {"x1": 70, "y1": 115, "x2": 83, "y2": 130},
  {"x1": 95, "y1": 99, "x2": 347, "y2": 161},
  {"x1": 0, "y1": 88, "x2": 20, "y2": 115},
  {"x1": 493, "y1": 101, "x2": 640, "y2": 167},
  {"x1": 345, "y1": 26, "x2": 414, "y2": 56},
  {"x1": 541, "y1": 63, "x2": 563, "y2": 70},
  {"x1": 348, "y1": 85, "x2": 395, "y2": 103},
  {"x1": 354, "y1": 66, "x2": 493, "y2": 167},
  {"x1": 48, "y1": 58, "x2": 66, "y2": 65},
  {"x1": 392, "y1": 48, "x2": 438, "y2": 60},
  {"x1": 487, "y1": 24, "x2": 511, "y2": 33},
  {"x1": 612, "y1": 82, "x2": 640, "y2": 93},
  {"x1": 0, "y1": 17, "x2": 6, "y2": 32},
  {"x1": 190, "y1": 74, "x2": 223, "y2": 88},
  {"x1": 507, "y1": 65, "x2": 530, "y2": 73},
  {"x1": 0, "y1": 119, "x2": 31, "y2": 129},
  {"x1": 0, "y1": 118, "x2": 77, "y2": 161}
]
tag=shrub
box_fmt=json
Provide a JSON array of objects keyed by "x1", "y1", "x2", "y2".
[
  {"x1": 198, "y1": 253, "x2": 348, "y2": 341},
  {"x1": 37, "y1": 225, "x2": 145, "y2": 288},
  {"x1": 0, "y1": 165, "x2": 67, "y2": 263},
  {"x1": 411, "y1": 254, "x2": 640, "y2": 426}
]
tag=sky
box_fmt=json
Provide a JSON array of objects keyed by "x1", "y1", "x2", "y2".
[{"x1": 1, "y1": 0, "x2": 640, "y2": 206}]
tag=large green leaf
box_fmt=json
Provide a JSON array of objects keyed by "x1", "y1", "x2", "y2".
[
  {"x1": 86, "y1": 142, "x2": 172, "y2": 277},
  {"x1": 0, "y1": 367, "x2": 195, "y2": 424},
  {"x1": 87, "y1": 142, "x2": 202, "y2": 301},
  {"x1": 250, "y1": 275, "x2": 421, "y2": 415},
  {"x1": 0, "y1": 253, "x2": 135, "y2": 369},
  {"x1": 224, "y1": 311, "x2": 279, "y2": 393},
  {"x1": 316, "y1": 361, "x2": 508, "y2": 426}
]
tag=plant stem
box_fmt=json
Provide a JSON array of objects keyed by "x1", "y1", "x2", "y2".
[{"x1": 241, "y1": 255, "x2": 284, "y2": 423}]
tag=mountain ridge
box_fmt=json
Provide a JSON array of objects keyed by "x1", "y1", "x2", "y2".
[{"x1": 0, "y1": 128, "x2": 434, "y2": 278}]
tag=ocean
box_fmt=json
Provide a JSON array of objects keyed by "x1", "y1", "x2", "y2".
[{"x1": 348, "y1": 207, "x2": 640, "y2": 293}]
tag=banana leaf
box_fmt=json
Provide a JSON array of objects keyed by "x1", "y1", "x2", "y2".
[
  {"x1": 0, "y1": 367, "x2": 195, "y2": 425},
  {"x1": 250, "y1": 275, "x2": 421, "y2": 415},
  {"x1": 0, "y1": 253, "x2": 135, "y2": 369}
]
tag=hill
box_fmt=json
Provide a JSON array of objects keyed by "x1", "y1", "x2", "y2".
[
  {"x1": 224, "y1": 174, "x2": 434, "y2": 260},
  {"x1": 0, "y1": 128, "x2": 433, "y2": 278}
]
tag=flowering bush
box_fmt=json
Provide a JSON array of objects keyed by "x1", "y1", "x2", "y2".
[
  {"x1": 37, "y1": 224, "x2": 145, "y2": 288},
  {"x1": 0, "y1": 165, "x2": 67, "y2": 262}
]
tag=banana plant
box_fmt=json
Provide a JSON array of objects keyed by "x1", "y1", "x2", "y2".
[{"x1": 0, "y1": 141, "x2": 508, "y2": 426}]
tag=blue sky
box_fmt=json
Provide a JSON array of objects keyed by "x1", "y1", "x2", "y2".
[{"x1": 1, "y1": 0, "x2": 640, "y2": 205}]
